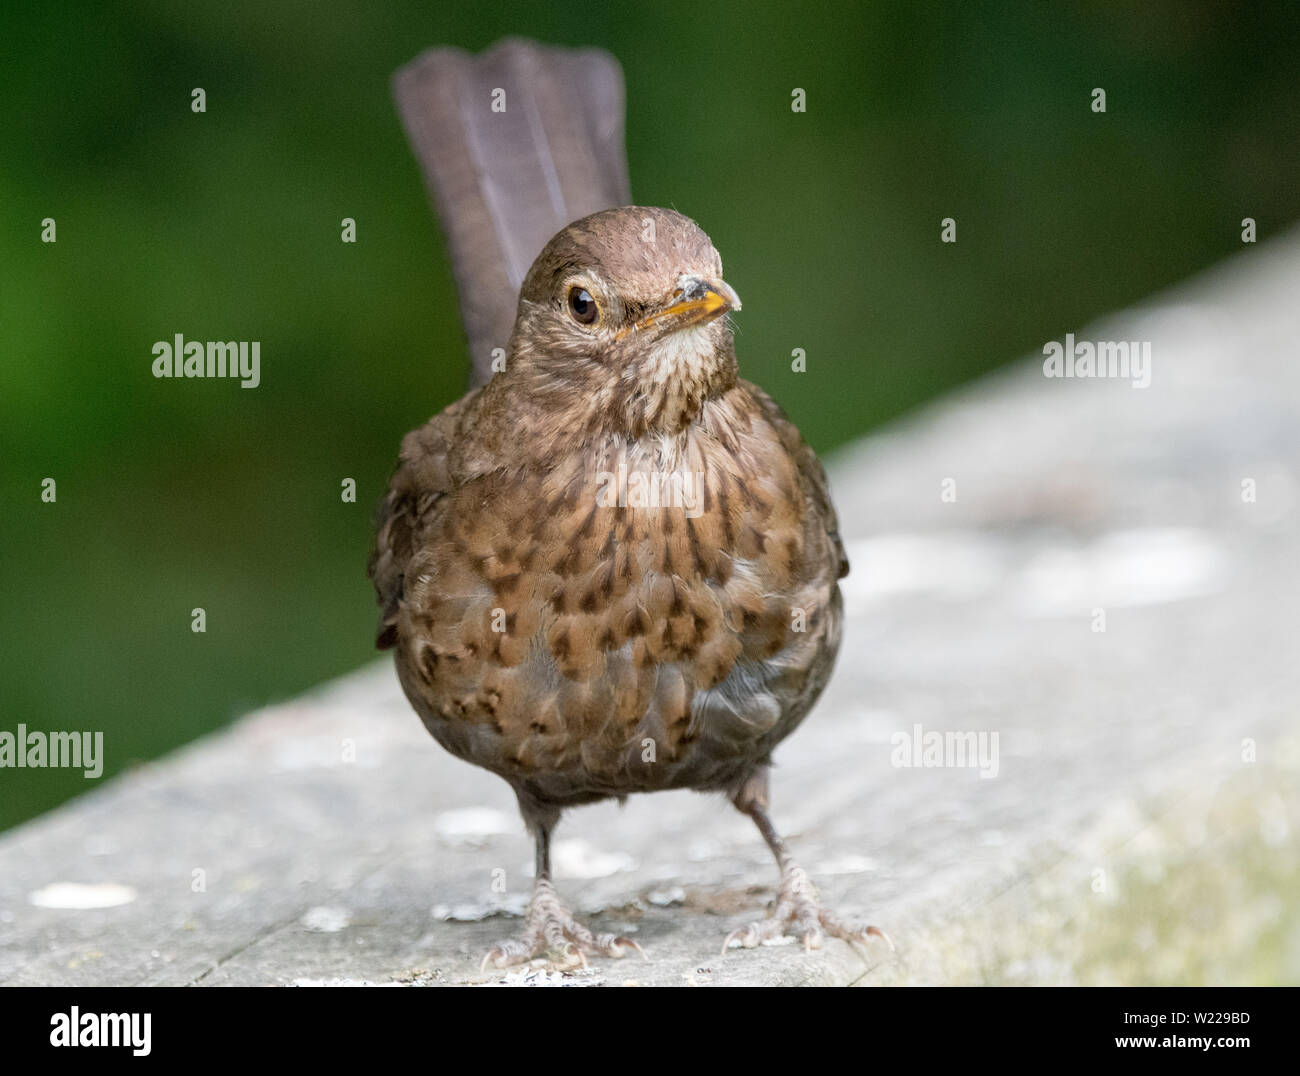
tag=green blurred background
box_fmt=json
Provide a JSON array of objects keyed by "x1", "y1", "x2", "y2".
[{"x1": 3, "y1": 0, "x2": 1299, "y2": 831}]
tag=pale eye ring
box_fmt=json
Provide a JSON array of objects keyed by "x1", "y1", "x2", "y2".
[{"x1": 567, "y1": 286, "x2": 598, "y2": 326}]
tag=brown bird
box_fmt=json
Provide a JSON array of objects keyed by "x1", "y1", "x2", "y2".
[{"x1": 373, "y1": 40, "x2": 884, "y2": 967}]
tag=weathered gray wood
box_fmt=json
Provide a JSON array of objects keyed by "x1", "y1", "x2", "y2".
[{"x1": 3, "y1": 234, "x2": 1298, "y2": 986}]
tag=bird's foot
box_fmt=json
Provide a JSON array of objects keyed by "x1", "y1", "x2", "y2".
[
  {"x1": 722, "y1": 864, "x2": 893, "y2": 955},
  {"x1": 481, "y1": 878, "x2": 646, "y2": 971}
]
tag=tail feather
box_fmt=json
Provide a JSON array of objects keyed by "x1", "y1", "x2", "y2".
[{"x1": 393, "y1": 38, "x2": 632, "y2": 388}]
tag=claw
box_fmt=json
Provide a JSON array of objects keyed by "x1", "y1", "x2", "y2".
[
  {"x1": 480, "y1": 944, "x2": 518, "y2": 973},
  {"x1": 559, "y1": 941, "x2": 589, "y2": 969},
  {"x1": 721, "y1": 924, "x2": 759, "y2": 954},
  {"x1": 480, "y1": 879, "x2": 650, "y2": 969},
  {"x1": 863, "y1": 924, "x2": 895, "y2": 952},
  {"x1": 609, "y1": 936, "x2": 649, "y2": 962},
  {"x1": 721, "y1": 864, "x2": 890, "y2": 958}
]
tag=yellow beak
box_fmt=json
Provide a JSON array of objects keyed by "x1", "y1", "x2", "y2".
[{"x1": 627, "y1": 277, "x2": 741, "y2": 337}]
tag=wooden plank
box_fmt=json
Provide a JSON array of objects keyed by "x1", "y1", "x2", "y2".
[{"x1": 2, "y1": 234, "x2": 1298, "y2": 986}]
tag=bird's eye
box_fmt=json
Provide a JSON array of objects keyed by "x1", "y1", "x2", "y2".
[{"x1": 567, "y1": 286, "x2": 598, "y2": 326}]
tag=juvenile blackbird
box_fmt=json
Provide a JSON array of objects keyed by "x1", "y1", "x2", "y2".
[{"x1": 372, "y1": 41, "x2": 884, "y2": 967}]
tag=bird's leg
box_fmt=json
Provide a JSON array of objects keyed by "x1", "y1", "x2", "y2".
[
  {"x1": 481, "y1": 823, "x2": 645, "y2": 970},
  {"x1": 723, "y1": 772, "x2": 892, "y2": 954}
]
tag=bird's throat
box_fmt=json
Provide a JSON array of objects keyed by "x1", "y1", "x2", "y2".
[{"x1": 625, "y1": 327, "x2": 737, "y2": 437}]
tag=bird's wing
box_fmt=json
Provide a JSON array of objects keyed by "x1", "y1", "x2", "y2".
[
  {"x1": 743, "y1": 381, "x2": 849, "y2": 581},
  {"x1": 368, "y1": 390, "x2": 481, "y2": 649},
  {"x1": 393, "y1": 38, "x2": 632, "y2": 389}
]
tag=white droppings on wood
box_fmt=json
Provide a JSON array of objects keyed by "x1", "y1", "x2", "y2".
[
  {"x1": 28, "y1": 883, "x2": 137, "y2": 910},
  {"x1": 300, "y1": 906, "x2": 351, "y2": 932},
  {"x1": 548, "y1": 838, "x2": 637, "y2": 879},
  {"x1": 432, "y1": 806, "x2": 515, "y2": 847}
]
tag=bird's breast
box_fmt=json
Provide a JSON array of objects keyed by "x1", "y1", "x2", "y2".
[{"x1": 394, "y1": 415, "x2": 840, "y2": 798}]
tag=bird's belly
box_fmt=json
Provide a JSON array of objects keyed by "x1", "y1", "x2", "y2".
[{"x1": 394, "y1": 458, "x2": 841, "y2": 800}]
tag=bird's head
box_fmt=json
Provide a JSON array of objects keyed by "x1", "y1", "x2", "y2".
[{"x1": 504, "y1": 206, "x2": 741, "y2": 438}]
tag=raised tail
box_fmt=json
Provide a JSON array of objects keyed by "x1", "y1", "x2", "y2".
[{"x1": 393, "y1": 37, "x2": 632, "y2": 388}]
